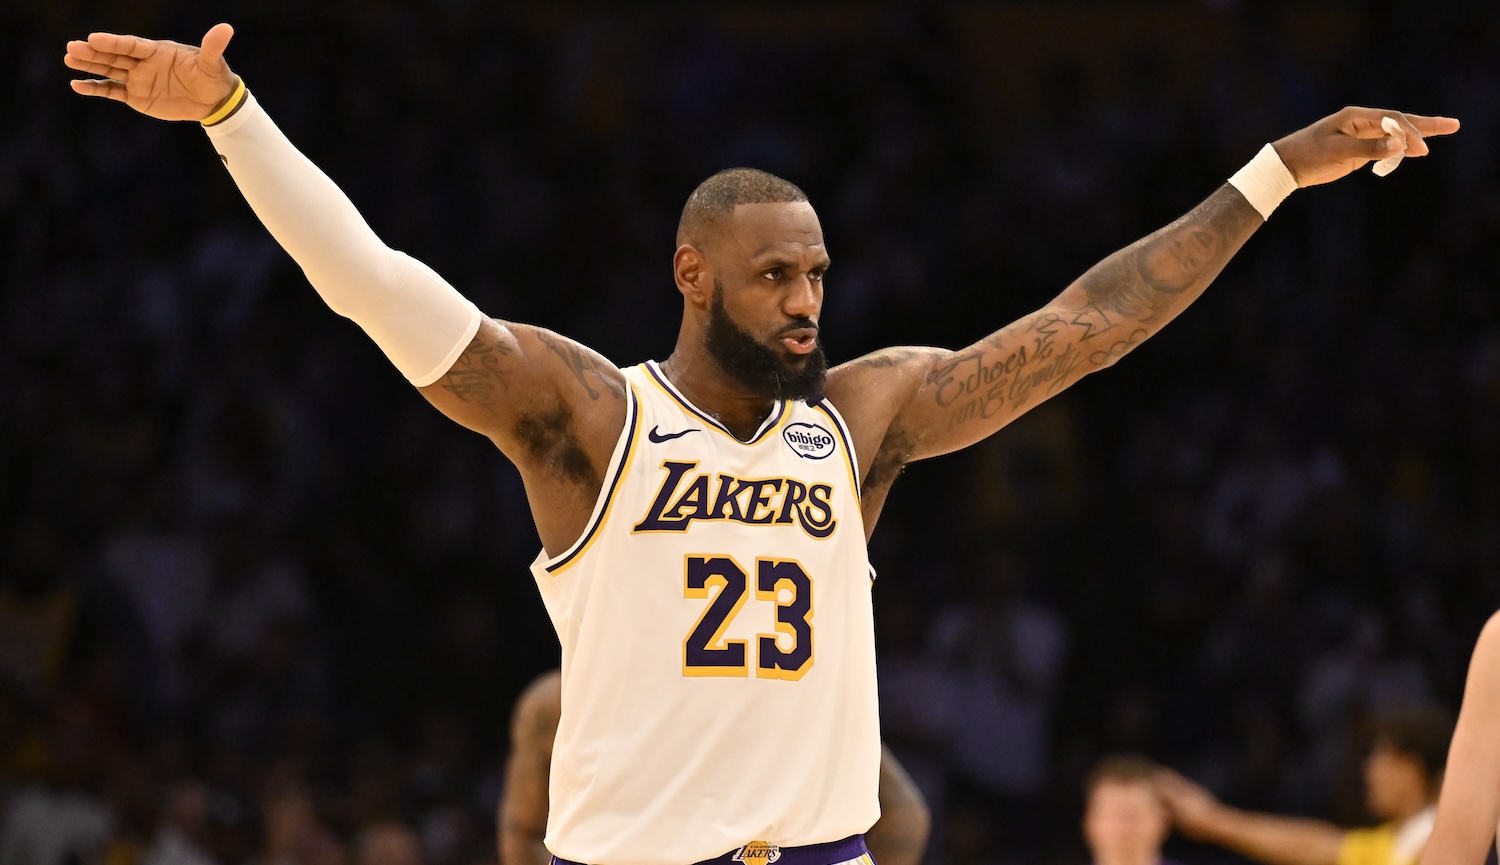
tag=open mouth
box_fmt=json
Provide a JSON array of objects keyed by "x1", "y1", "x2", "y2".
[{"x1": 779, "y1": 327, "x2": 817, "y2": 355}]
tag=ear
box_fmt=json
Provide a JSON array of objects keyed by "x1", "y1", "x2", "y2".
[{"x1": 674, "y1": 244, "x2": 711, "y2": 305}]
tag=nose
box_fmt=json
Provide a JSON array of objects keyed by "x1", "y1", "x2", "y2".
[{"x1": 783, "y1": 274, "x2": 821, "y2": 320}]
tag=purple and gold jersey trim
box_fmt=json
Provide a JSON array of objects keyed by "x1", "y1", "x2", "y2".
[
  {"x1": 552, "y1": 834, "x2": 870, "y2": 865},
  {"x1": 643, "y1": 361, "x2": 789, "y2": 445},
  {"x1": 544, "y1": 384, "x2": 642, "y2": 575}
]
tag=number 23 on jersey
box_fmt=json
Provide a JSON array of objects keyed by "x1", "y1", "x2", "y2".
[{"x1": 683, "y1": 555, "x2": 813, "y2": 679}]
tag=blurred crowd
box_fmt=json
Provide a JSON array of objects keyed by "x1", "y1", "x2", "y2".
[{"x1": 3, "y1": 2, "x2": 1499, "y2": 865}]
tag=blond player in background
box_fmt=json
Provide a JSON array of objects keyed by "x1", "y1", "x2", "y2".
[
  {"x1": 498, "y1": 671, "x2": 930, "y2": 865},
  {"x1": 1417, "y1": 612, "x2": 1500, "y2": 865},
  {"x1": 1083, "y1": 757, "x2": 1182, "y2": 865}
]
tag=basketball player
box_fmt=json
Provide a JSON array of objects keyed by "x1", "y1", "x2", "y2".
[
  {"x1": 498, "y1": 671, "x2": 930, "y2": 865},
  {"x1": 1417, "y1": 612, "x2": 1500, "y2": 865},
  {"x1": 1155, "y1": 706, "x2": 1453, "y2": 865},
  {"x1": 63, "y1": 22, "x2": 1458, "y2": 865},
  {"x1": 1083, "y1": 756, "x2": 1182, "y2": 865}
]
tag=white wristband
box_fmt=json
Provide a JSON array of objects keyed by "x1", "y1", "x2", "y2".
[
  {"x1": 1228, "y1": 144, "x2": 1298, "y2": 221},
  {"x1": 205, "y1": 92, "x2": 481, "y2": 386}
]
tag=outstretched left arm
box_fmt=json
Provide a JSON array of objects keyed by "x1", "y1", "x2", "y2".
[{"x1": 827, "y1": 106, "x2": 1458, "y2": 508}]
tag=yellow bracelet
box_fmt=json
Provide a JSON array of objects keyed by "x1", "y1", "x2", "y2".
[{"x1": 201, "y1": 78, "x2": 247, "y2": 127}]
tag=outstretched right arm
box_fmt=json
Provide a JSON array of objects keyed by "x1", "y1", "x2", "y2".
[{"x1": 66, "y1": 26, "x2": 626, "y2": 548}]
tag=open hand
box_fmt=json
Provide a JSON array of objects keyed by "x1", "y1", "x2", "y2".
[
  {"x1": 1273, "y1": 106, "x2": 1460, "y2": 187},
  {"x1": 64, "y1": 23, "x2": 239, "y2": 122},
  {"x1": 1153, "y1": 768, "x2": 1225, "y2": 839}
]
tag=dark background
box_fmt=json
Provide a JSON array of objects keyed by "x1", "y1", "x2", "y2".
[{"x1": 3, "y1": 1, "x2": 1498, "y2": 864}]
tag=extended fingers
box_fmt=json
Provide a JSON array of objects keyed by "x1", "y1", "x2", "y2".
[
  {"x1": 63, "y1": 53, "x2": 129, "y2": 82},
  {"x1": 66, "y1": 39, "x2": 139, "y2": 71},
  {"x1": 1375, "y1": 112, "x2": 1461, "y2": 160},
  {"x1": 86, "y1": 31, "x2": 159, "y2": 60},
  {"x1": 1404, "y1": 112, "x2": 1461, "y2": 138},
  {"x1": 1333, "y1": 107, "x2": 1451, "y2": 162},
  {"x1": 69, "y1": 78, "x2": 128, "y2": 102}
]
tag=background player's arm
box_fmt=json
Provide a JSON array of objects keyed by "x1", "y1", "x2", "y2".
[
  {"x1": 1419, "y1": 612, "x2": 1500, "y2": 865},
  {"x1": 1156, "y1": 769, "x2": 1345, "y2": 865},
  {"x1": 865, "y1": 745, "x2": 932, "y2": 865},
  {"x1": 64, "y1": 26, "x2": 627, "y2": 549},
  {"x1": 826, "y1": 107, "x2": 1457, "y2": 508},
  {"x1": 498, "y1": 671, "x2": 562, "y2": 865}
]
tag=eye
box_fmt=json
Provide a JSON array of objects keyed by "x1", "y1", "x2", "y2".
[
  {"x1": 763, "y1": 269, "x2": 782, "y2": 281},
  {"x1": 809, "y1": 268, "x2": 826, "y2": 282}
]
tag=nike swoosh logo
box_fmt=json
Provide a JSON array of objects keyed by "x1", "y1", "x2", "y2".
[{"x1": 648, "y1": 426, "x2": 701, "y2": 443}]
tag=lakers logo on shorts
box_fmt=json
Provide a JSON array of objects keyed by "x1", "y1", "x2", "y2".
[{"x1": 732, "y1": 841, "x2": 782, "y2": 865}]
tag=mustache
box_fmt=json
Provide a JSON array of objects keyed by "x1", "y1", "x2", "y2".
[{"x1": 776, "y1": 319, "x2": 819, "y2": 337}]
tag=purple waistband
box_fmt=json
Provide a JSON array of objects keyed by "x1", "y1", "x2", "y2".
[{"x1": 553, "y1": 834, "x2": 869, "y2": 865}]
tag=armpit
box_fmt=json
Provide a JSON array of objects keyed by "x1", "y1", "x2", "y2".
[{"x1": 514, "y1": 404, "x2": 600, "y2": 489}]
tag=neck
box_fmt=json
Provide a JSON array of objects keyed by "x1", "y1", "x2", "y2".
[{"x1": 660, "y1": 351, "x2": 778, "y2": 441}]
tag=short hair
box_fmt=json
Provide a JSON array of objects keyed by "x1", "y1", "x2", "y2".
[
  {"x1": 1369, "y1": 704, "x2": 1455, "y2": 780},
  {"x1": 1085, "y1": 754, "x2": 1161, "y2": 797},
  {"x1": 676, "y1": 168, "x2": 809, "y2": 247}
]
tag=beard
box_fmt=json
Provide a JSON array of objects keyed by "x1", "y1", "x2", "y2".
[{"x1": 704, "y1": 280, "x2": 828, "y2": 402}]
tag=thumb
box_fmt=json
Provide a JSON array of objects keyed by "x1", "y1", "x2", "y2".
[{"x1": 199, "y1": 23, "x2": 234, "y2": 69}]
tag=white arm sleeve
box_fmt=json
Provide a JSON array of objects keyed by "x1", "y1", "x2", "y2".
[{"x1": 203, "y1": 92, "x2": 482, "y2": 386}]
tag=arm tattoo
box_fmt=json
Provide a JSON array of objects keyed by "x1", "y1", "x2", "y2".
[
  {"x1": 919, "y1": 189, "x2": 1255, "y2": 428},
  {"x1": 1080, "y1": 186, "x2": 1258, "y2": 325},
  {"x1": 888, "y1": 187, "x2": 1258, "y2": 456},
  {"x1": 925, "y1": 314, "x2": 1089, "y2": 424},
  {"x1": 536, "y1": 331, "x2": 624, "y2": 401},
  {"x1": 441, "y1": 341, "x2": 509, "y2": 412}
]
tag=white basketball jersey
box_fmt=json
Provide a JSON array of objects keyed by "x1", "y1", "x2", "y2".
[{"x1": 530, "y1": 361, "x2": 881, "y2": 865}]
